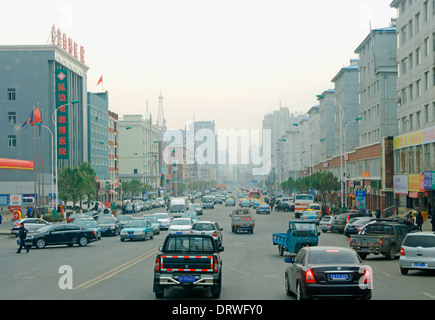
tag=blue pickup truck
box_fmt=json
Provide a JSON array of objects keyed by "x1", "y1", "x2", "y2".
[{"x1": 272, "y1": 220, "x2": 319, "y2": 256}]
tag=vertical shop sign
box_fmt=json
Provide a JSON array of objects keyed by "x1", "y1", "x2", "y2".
[{"x1": 56, "y1": 69, "x2": 69, "y2": 160}]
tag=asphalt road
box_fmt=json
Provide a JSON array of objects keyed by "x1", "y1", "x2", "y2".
[{"x1": 0, "y1": 202, "x2": 434, "y2": 300}]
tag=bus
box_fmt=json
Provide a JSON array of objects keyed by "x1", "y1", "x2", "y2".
[
  {"x1": 248, "y1": 191, "x2": 261, "y2": 200},
  {"x1": 294, "y1": 194, "x2": 314, "y2": 218}
]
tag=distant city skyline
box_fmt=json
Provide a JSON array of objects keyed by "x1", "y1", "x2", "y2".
[{"x1": 1, "y1": 0, "x2": 396, "y2": 131}]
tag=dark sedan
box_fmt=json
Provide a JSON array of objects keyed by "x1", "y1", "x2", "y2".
[
  {"x1": 24, "y1": 223, "x2": 97, "y2": 249},
  {"x1": 98, "y1": 216, "x2": 122, "y2": 236},
  {"x1": 284, "y1": 246, "x2": 372, "y2": 300},
  {"x1": 274, "y1": 202, "x2": 293, "y2": 212}
]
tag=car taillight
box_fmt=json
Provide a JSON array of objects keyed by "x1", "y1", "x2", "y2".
[
  {"x1": 379, "y1": 238, "x2": 383, "y2": 245},
  {"x1": 400, "y1": 246, "x2": 405, "y2": 256},
  {"x1": 155, "y1": 257, "x2": 161, "y2": 272},
  {"x1": 363, "y1": 268, "x2": 371, "y2": 284},
  {"x1": 305, "y1": 269, "x2": 316, "y2": 283},
  {"x1": 213, "y1": 231, "x2": 217, "y2": 237},
  {"x1": 213, "y1": 257, "x2": 219, "y2": 272}
]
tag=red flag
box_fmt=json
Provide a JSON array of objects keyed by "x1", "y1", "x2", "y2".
[
  {"x1": 32, "y1": 106, "x2": 41, "y2": 126},
  {"x1": 97, "y1": 76, "x2": 103, "y2": 86}
]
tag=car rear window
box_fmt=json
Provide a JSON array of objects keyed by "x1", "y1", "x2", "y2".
[
  {"x1": 309, "y1": 249, "x2": 360, "y2": 265},
  {"x1": 192, "y1": 223, "x2": 215, "y2": 231},
  {"x1": 403, "y1": 235, "x2": 435, "y2": 248}
]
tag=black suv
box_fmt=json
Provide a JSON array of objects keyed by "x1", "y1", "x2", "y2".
[{"x1": 333, "y1": 212, "x2": 372, "y2": 234}]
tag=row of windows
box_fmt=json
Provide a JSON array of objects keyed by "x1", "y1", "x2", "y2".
[
  {"x1": 399, "y1": 0, "x2": 435, "y2": 22},
  {"x1": 394, "y1": 143, "x2": 435, "y2": 173},
  {"x1": 399, "y1": 102, "x2": 435, "y2": 132}
]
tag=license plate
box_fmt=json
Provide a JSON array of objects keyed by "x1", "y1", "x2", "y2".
[
  {"x1": 330, "y1": 273, "x2": 348, "y2": 280},
  {"x1": 178, "y1": 276, "x2": 196, "y2": 282},
  {"x1": 176, "y1": 232, "x2": 183, "y2": 235},
  {"x1": 128, "y1": 234, "x2": 134, "y2": 237},
  {"x1": 361, "y1": 248, "x2": 370, "y2": 252},
  {"x1": 412, "y1": 262, "x2": 427, "y2": 267}
]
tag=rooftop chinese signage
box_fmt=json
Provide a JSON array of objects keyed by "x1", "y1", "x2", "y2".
[{"x1": 51, "y1": 24, "x2": 85, "y2": 64}]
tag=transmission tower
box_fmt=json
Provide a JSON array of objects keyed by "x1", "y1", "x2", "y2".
[{"x1": 157, "y1": 91, "x2": 166, "y2": 130}]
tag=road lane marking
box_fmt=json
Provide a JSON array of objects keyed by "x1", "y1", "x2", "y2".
[
  {"x1": 422, "y1": 292, "x2": 435, "y2": 299},
  {"x1": 74, "y1": 248, "x2": 158, "y2": 289}
]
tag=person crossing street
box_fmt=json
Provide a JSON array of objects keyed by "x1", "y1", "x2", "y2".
[{"x1": 16, "y1": 223, "x2": 30, "y2": 253}]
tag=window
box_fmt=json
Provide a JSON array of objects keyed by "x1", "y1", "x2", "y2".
[
  {"x1": 8, "y1": 135, "x2": 16, "y2": 148},
  {"x1": 416, "y1": 111, "x2": 421, "y2": 128},
  {"x1": 425, "y1": 71, "x2": 429, "y2": 90},
  {"x1": 415, "y1": 12, "x2": 421, "y2": 32},
  {"x1": 8, "y1": 112, "x2": 16, "y2": 124},
  {"x1": 425, "y1": 104, "x2": 429, "y2": 123},
  {"x1": 425, "y1": 37, "x2": 429, "y2": 56},
  {"x1": 416, "y1": 47, "x2": 421, "y2": 65},
  {"x1": 409, "y1": 113, "x2": 414, "y2": 130},
  {"x1": 424, "y1": 1, "x2": 429, "y2": 21},
  {"x1": 409, "y1": 83, "x2": 414, "y2": 100},
  {"x1": 416, "y1": 80, "x2": 421, "y2": 97},
  {"x1": 7, "y1": 89, "x2": 16, "y2": 100}
]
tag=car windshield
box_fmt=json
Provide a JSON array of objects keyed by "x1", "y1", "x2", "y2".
[
  {"x1": 125, "y1": 220, "x2": 146, "y2": 228},
  {"x1": 293, "y1": 223, "x2": 318, "y2": 237},
  {"x1": 144, "y1": 217, "x2": 158, "y2": 223},
  {"x1": 192, "y1": 223, "x2": 215, "y2": 231},
  {"x1": 165, "y1": 236, "x2": 215, "y2": 252},
  {"x1": 309, "y1": 249, "x2": 360, "y2": 265},
  {"x1": 118, "y1": 216, "x2": 132, "y2": 221},
  {"x1": 321, "y1": 217, "x2": 331, "y2": 222},
  {"x1": 403, "y1": 235, "x2": 435, "y2": 248},
  {"x1": 99, "y1": 218, "x2": 116, "y2": 224}
]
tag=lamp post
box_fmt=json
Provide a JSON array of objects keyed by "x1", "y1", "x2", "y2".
[
  {"x1": 52, "y1": 100, "x2": 79, "y2": 218},
  {"x1": 317, "y1": 94, "x2": 345, "y2": 209},
  {"x1": 343, "y1": 117, "x2": 363, "y2": 207}
]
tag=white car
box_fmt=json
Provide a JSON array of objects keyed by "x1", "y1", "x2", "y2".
[
  {"x1": 400, "y1": 232, "x2": 435, "y2": 275},
  {"x1": 168, "y1": 218, "x2": 193, "y2": 235},
  {"x1": 153, "y1": 212, "x2": 171, "y2": 230}
]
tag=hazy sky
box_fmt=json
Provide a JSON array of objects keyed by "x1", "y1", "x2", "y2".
[{"x1": 1, "y1": 0, "x2": 396, "y2": 131}]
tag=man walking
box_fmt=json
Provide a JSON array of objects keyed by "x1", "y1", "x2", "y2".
[{"x1": 16, "y1": 223, "x2": 30, "y2": 253}]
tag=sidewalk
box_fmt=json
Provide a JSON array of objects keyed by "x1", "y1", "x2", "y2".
[{"x1": 0, "y1": 213, "x2": 14, "y2": 236}]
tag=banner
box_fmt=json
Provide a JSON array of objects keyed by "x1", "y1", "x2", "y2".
[
  {"x1": 393, "y1": 175, "x2": 408, "y2": 195},
  {"x1": 56, "y1": 69, "x2": 69, "y2": 160},
  {"x1": 408, "y1": 174, "x2": 424, "y2": 192},
  {"x1": 355, "y1": 190, "x2": 366, "y2": 210},
  {"x1": 424, "y1": 171, "x2": 435, "y2": 190}
]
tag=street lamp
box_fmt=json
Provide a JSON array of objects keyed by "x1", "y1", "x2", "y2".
[
  {"x1": 52, "y1": 100, "x2": 79, "y2": 218},
  {"x1": 343, "y1": 117, "x2": 363, "y2": 206},
  {"x1": 317, "y1": 94, "x2": 345, "y2": 209}
]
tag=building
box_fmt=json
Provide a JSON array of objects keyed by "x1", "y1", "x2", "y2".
[
  {"x1": 118, "y1": 114, "x2": 160, "y2": 192},
  {"x1": 87, "y1": 91, "x2": 109, "y2": 181},
  {"x1": 391, "y1": 0, "x2": 435, "y2": 215},
  {"x1": 108, "y1": 111, "x2": 119, "y2": 201},
  {"x1": 0, "y1": 44, "x2": 89, "y2": 203}
]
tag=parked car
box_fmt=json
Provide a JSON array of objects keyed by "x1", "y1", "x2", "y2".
[
  {"x1": 74, "y1": 218, "x2": 102, "y2": 240},
  {"x1": 344, "y1": 217, "x2": 376, "y2": 237},
  {"x1": 23, "y1": 223, "x2": 97, "y2": 249},
  {"x1": 400, "y1": 232, "x2": 435, "y2": 275},
  {"x1": 319, "y1": 215, "x2": 336, "y2": 233},
  {"x1": 191, "y1": 220, "x2": 224, "y2": 247},
  {"x1": 168, "y1": 218, "x2": 193, "y2": 235},
  {"x1": 154, "y1": 213, "x2": 172, "y2": 229},
  {"x1": 333, "y1": 212, "x2": 371, "y2": 234},
  {"x1": 123, "y1": 203, "x2": 136, "y2": 214},
  {"x1": 120, "y1": 219, "x2": 154, "y2": 241},
  {"x1": 10, "y1": 218, "x2": 51, "y2": 237},
  {"x1": 284, "y1": 246, "x2": 372, "y2": 300},
  {"x1": 97, "y1": 216, "x2": 122, "y2": 236}
]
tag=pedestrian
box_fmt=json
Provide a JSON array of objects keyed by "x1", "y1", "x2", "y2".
[
  {"x1": 26, "y1": 206, "x2": 32, "y2": 218},
  {"x1": 16, "y1": 223, "x2": 30, "y2": 253},
  {"x1": 430, "y1": 212, "x2": 435, "y2": 232},
  {"x1": 0, "y1": 213, "x2": 2, "y2": 224},
  {"x1": 416, "y1": 211, "x2": 423, "y2": 231},
  {"x1": 376, "y1": 207, "x2": 381, "y2": 219}
]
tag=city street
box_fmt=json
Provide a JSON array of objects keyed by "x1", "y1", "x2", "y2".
[{"x1": 1, "y1": 203, "x2": 434, "y2": 300}]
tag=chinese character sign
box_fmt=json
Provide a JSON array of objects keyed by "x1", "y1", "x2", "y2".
[{"x1": 56, "y1": 69, "x2": 69, "y2": 160}]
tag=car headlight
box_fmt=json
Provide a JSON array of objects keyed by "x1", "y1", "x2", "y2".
[
  {"x1": 134, "y1": 230, "x2": 144, "y2": 234},
  {"x1": 26, "y1": 235, "x2": 35, "y2": 240},
  {"x1": 121, "y1": 231, "x2": 127, "y2": 235}
]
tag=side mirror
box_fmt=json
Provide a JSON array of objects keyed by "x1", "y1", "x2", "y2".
[
  {"x1": 158, "y1": 246, "x2": 163, "y2": 252},
  {"x1": 218, "y1": 246, "x2": 224, "y2": 252}
]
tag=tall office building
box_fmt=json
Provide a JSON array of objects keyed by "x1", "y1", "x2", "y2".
[{"x1": 0, "y1": 44, "x2": 89, "y2": 200}]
